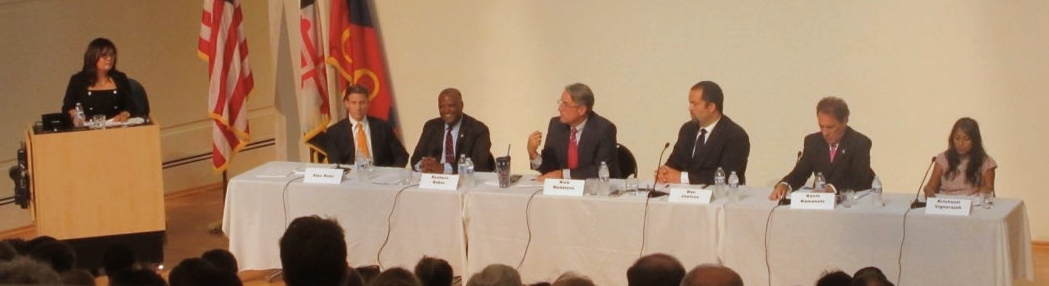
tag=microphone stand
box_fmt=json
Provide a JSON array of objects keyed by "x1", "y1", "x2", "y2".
[
  {"x1": 644, "y1": 142, "x2": 671, "y2": 197},
  {"x1": 910, "y1": 156, "x2": 937, "y2": 209}
]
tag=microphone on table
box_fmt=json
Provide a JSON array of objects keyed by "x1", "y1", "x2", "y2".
[
  {"x1": 643, "y1": 142, "x2": 671, "y2": 197},
  {"x1": 777, "y1": 151, "x2": 803, "y2": 206},
  {"x1": 910, "y1": 156, "x2": 936, "y2": 209}
]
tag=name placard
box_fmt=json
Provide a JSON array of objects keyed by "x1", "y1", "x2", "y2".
[
  {"x1": 303, "y1": 167, "x2": 343, "y2": 184},
  {"x1": 790, "y1": 192, "x2": 836, "y2": 210},
  {"x1": 543, "y1": 179, "x2": 585, "y2": 196},
  {"x1": 926, "y1": 198, "x2": 972, "y2": 216},
  {"x1": 420, "y1": 174, "x2": 460, "y2": 191},
  {"x1": 668, "y1": 188, "x2": 712, "y2": 204}
]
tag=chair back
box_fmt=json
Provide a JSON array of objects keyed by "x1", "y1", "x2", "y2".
[{"x1": 615, "y1": 143, "x2": 637, "y2": 179}]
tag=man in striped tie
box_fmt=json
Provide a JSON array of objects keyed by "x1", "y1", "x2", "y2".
[
  {"x1": 324, "y1": 85, "x2": 408, "y2": 167},
  {"x1": 410, "y1": 88, "x2": 494, "y2": 174},
  {"x1": 527, "y1": 83, "x2": 619, "y2": 181}
]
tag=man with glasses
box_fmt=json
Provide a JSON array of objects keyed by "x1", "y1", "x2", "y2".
[{"x1": 527, "y1": 83, "x2": 619, "y2": 180}]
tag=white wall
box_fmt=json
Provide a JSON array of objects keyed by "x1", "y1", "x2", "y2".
[{"x1": 0, "y1": 1, "x2": 1045, "y2": 240}]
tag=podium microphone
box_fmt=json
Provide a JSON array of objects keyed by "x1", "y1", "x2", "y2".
[
  {"x1": 644, "y1": 142, "x2": 671, "y2": 197},
  {"x1": 910, "y1": 156, "x2": 936, "y2": 209}
]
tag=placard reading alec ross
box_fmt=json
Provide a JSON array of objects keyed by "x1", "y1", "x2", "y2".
[{"x1": 303, "y1": 167, "x2": 344, "y2": 184}]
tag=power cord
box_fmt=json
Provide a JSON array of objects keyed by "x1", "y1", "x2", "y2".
[
  {"x1": 639, "y1": 193, "x2": 655, "y2": 257},
  {"x1": 763, "y1": 204, "x2": 783, "y2": 286},
  {"x1": 516, "y1": 189, "x2": 544, "y2": 270},
  {"x1": 896, "y1": 207, "x2": 914, "y2": 285},
  {"x1": 376, "y1": 183, "x2": 418, "y2": 270},
  {"x1": 281, "y1": 176, "x2": 305, "y2": 227}
]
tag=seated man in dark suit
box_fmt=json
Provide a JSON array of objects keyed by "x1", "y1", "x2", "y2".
[
  {"x1": 656, "y1": 81, "x2": 750, "y2": 185},
  {"x1": 527, "y1": 83, "x2": 618, "y2": 180},
  {"x1": 410, "y1": 88, "x2": 493, "y2": 173},
  {"x1": 768, "y1": 96, "x2": 874, "y2": 200},
  {"x1": 324, "y1": 85, "x2": 408, "y2": 167}
]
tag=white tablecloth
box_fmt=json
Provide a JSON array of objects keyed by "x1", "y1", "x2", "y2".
[
  {"x1": 221, "y1": 161, "x2": 467, "y2": 274},
  {"x1": 222, "y1": 162, "x2": 1033, "y2": 286}
]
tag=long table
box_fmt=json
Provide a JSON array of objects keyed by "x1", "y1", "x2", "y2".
[
  {"x1": 222, "y1": 161, "x2": 467, "y2": 274},
  {"x1": 223, "y1": 162, "x2": 1033, "y2": 286}
]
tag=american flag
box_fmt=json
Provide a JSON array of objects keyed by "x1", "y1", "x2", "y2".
[{"x1": 198, "y1": 0, "x2": 254, "y2": 171}]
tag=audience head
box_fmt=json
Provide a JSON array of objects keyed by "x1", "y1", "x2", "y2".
[
  {"x1": 627, "y1": 253, "x2": 685, "y2": 286},
  {"x1": 437, "y1": 88, "x2": 465, "y2": 125},
  {"x1": 851, "y1": 267, "x2": 893, "y2": 286},
  {"x1": 680, "y1": 264, "x2": 743, "y2": 286},
  {"x1": 104, "y1": 243, "x2": 137, "y2": 277},
  {"x1": 816, "y1": 270, "x2": 852, "y2": 286},
  {"x1": 414, "y1": 256, "x2": 453, "y2": 286},
  {"x1": 109, "y1": 268, "x2": 168, "y2": 286},
  {"x1": 558, "y1": 83, "x2": 595, "y2": 125},
  {"x1": 0, "y1": 256, "x2": 62, "y2": 284},
  {"x1": 345, "y1": 266, "x2": 364, "y2": 286},
  {"x1": 280, "y1": 216, "x2": 348, "y2": 286},
  {"x1": 946, "y1": 117, "x2": 987, "y2": 186},
  {"x1": 357, "y1": 265, "x2": 382, "y2": 285},
  {"x1": 370, "y1": 267, "x2": 422, "y2": 286},
  {"x1": 815, "y1": 96, "x2": 850, "y2": 145},
  {"x1": 551, "y1": 272, "x2": 594, "y2": 286},
  {"x1": 61, "y1": 268, "x2": 97, "y2": 286},
  {"x1": 0, "y1": 241, "x2": 16, "y2": 262},
  {"x1": 343, "y1": 84, "x2": 371, "y2": 121},
  {"x1": 202, "y1": 248, "x2": 239, "y2": 274},
  {"x1": 466, "y1": 264, "x2": 521, "y2": 286},
  {"x1": 27, "y1": 240, "x2": 77, "y2": 273},
  {"x1": 2, "y1": 238, "x2": 28, "y2": 255},
  {"x1": 169, "y1": 258, "x2": 220, "y2": 286}
]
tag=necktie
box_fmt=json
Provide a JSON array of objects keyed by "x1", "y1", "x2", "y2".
[
  {"x1": 356, "y1": 123, "x2": 370, "y2": 159},
  {"x1": 444, "y1": 126, "x2": 455, "y2": 164},
  {"x1": 567, "y1": 127, "x2": 579, "y2": 169},
  {"x1": 829, "y1": 145, "x2": 837, "y2": 163},
  {"x1": 692, "y1": 128, "x2": 708, "y2": 158}
]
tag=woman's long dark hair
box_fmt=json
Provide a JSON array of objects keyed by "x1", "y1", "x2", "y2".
[
  {"x1": 81, "y1": 38, "x2": 119, "y2": 86},
  {"x1": 945, "y1": 117, "x2": 986, "y2": 186}
]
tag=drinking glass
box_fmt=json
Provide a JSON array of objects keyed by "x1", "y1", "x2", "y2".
[
  {"x1": 625, "y1": 178, "x2": 639, "y2": 196},
  {"x1": 92, "y1": 114, "x2": 106, "y2": 129}
]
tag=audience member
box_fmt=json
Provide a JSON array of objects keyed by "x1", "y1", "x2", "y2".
[
  {"x1": 626, "y1": 253, "x2": 685, "y2": 286},
  {"x1": 851, "y1": 267, "x2": 893, "y2": 286},
  {"x1": 0, "y1": 256, "x2": 62, "y2": 284},
  {"x1": 27, "y1": 240, "x2": 77, "y2": 272},
  {"x1": 1, "y1": 238, "x2": 28, "y2": 255},
  {"x1": 816, "y1": 270, "x2": 852, "y2": 286},
  {"x1": 202, "y1": 248, "x2": 239, "y2": 274},
  {"x1": 680, "y1": 264, "x2": 743, "y2": 286},
  {"x1": 357, "y1": 265, "x2": 382, "y2": 285},
  {"x1": 414, "y1": 256, "x2": 453, "y2": 286},
  {"x1": 346, "y1": 266, "x2": 365, "y2": 286},
  {"x1": 0, "y1": 241, "x2": 16, "y2": 262},
  {"x1": 61, "y1": 268, "x2": 97, "y2": 286},
  {"x1": 370, "y1": 267, "x2": 422, "y2": 286},
  {"x1": 551, "y1": 272, "x2": 594, "y2": 286},
  {"x1": 23, "y1": 235, "x2": 58, "y2": 253},
  {"x1": 109, "y1": 268, "x2": 168, "y2": 286},
  {"x1": 466, "y1": 264, "x2": 521, "y2": 286},
  {"x1": 280, "y1": 216, "x2": 348, "y2": 286}
]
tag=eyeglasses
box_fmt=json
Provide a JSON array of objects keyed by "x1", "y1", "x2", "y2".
[
  {"x1": 100, "y1": 52, "x2": 117, "y2": 59},
  {"x1": 557, "y1": 100, "x2": 580, "y2": 108}
]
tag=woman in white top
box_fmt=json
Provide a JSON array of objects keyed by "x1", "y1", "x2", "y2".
[{"x1": 923, "y1": 117, "x2": 997, "y2": 197}]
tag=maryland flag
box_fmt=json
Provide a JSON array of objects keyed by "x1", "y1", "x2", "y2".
[
  {"x1": 300, "y1": 0, "x2": 331, "y2": 163},
  {"x1": 198, "y1": 0, "x2": 254, "y2": 172},
  {"x1": 327, "y1": 0, "x2": 400, "y2": 133}
]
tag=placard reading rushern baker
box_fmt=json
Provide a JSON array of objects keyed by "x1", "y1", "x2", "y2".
[{"x1": 420, "y1": 174, "x2": 459, "y2": 190}]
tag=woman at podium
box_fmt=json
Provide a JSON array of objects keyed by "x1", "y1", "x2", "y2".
[
  {"x1": 62, "y1": 38, "x2": 133, "y2": 125},
  {"x1": 922, "y1": 117, "x2": 997, "y2": 197}
]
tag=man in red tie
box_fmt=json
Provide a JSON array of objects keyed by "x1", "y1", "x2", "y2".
[
  {"x1": 527, "y1": 83, "x2": 619, "y2": 181},
  {"x1": 410, "y1": 88, "x2": 494, "y2": 174},
  {"x1": 768, "y1": 96, "x2": 874, "y2": 200}
]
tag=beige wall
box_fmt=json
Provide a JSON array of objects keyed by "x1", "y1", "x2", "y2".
[{"x1": 0, "y1": 1, "x2": 1045, "y2": 240}]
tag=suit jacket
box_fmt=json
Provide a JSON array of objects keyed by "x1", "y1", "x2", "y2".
[
  {"x1": 410, "y1": 114, "x2": 494, "y2": 172},
  {"x1": 62, "y1": 70, "x2": 133, "y2": 118},
  {"x1": 536, "y1": 112, "x2": 619, "y2": 179},
  {"x1": 324, "y1": 116, "x2": 408, "y2": 167},
  {"x1": 781, "y1": 127, "x2": 874, "y2": 191},
  {"x1": 665, "y1": 115, "x2": 750, "y2": 185}
]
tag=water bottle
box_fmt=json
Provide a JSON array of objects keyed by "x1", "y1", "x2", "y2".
[
  {"x1": 74, "y1": 103, "x2": 87, "y2": 127},
  {"x1": 464, "y1": 156, "x2": 476, "y2": 188},
  {"x1": 871, "y1": 176, "x2": 884, "y2": 207},
  {"x1": 598, "y1": 161, "x2": 610, "y2": 182},
  {"x1": 355, "y1": 151, "x2": 372, "y2": 183},
  {"x1": 714, "y1": 167, "x2": 727, "y2": 198},
  {"x1": 728, "y1": 171, "x2": 740, "y2": 202},
  {"x1": 814, "y1": 172, "x2": 826, "y2": 191},
  {"x1": 457, "y1": 155, "x2": 471, "y2": 188}
]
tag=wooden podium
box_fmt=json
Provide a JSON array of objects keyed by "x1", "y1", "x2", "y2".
[{"x1": 25, "y1": 123, "x2": 165, "y2": 269}]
